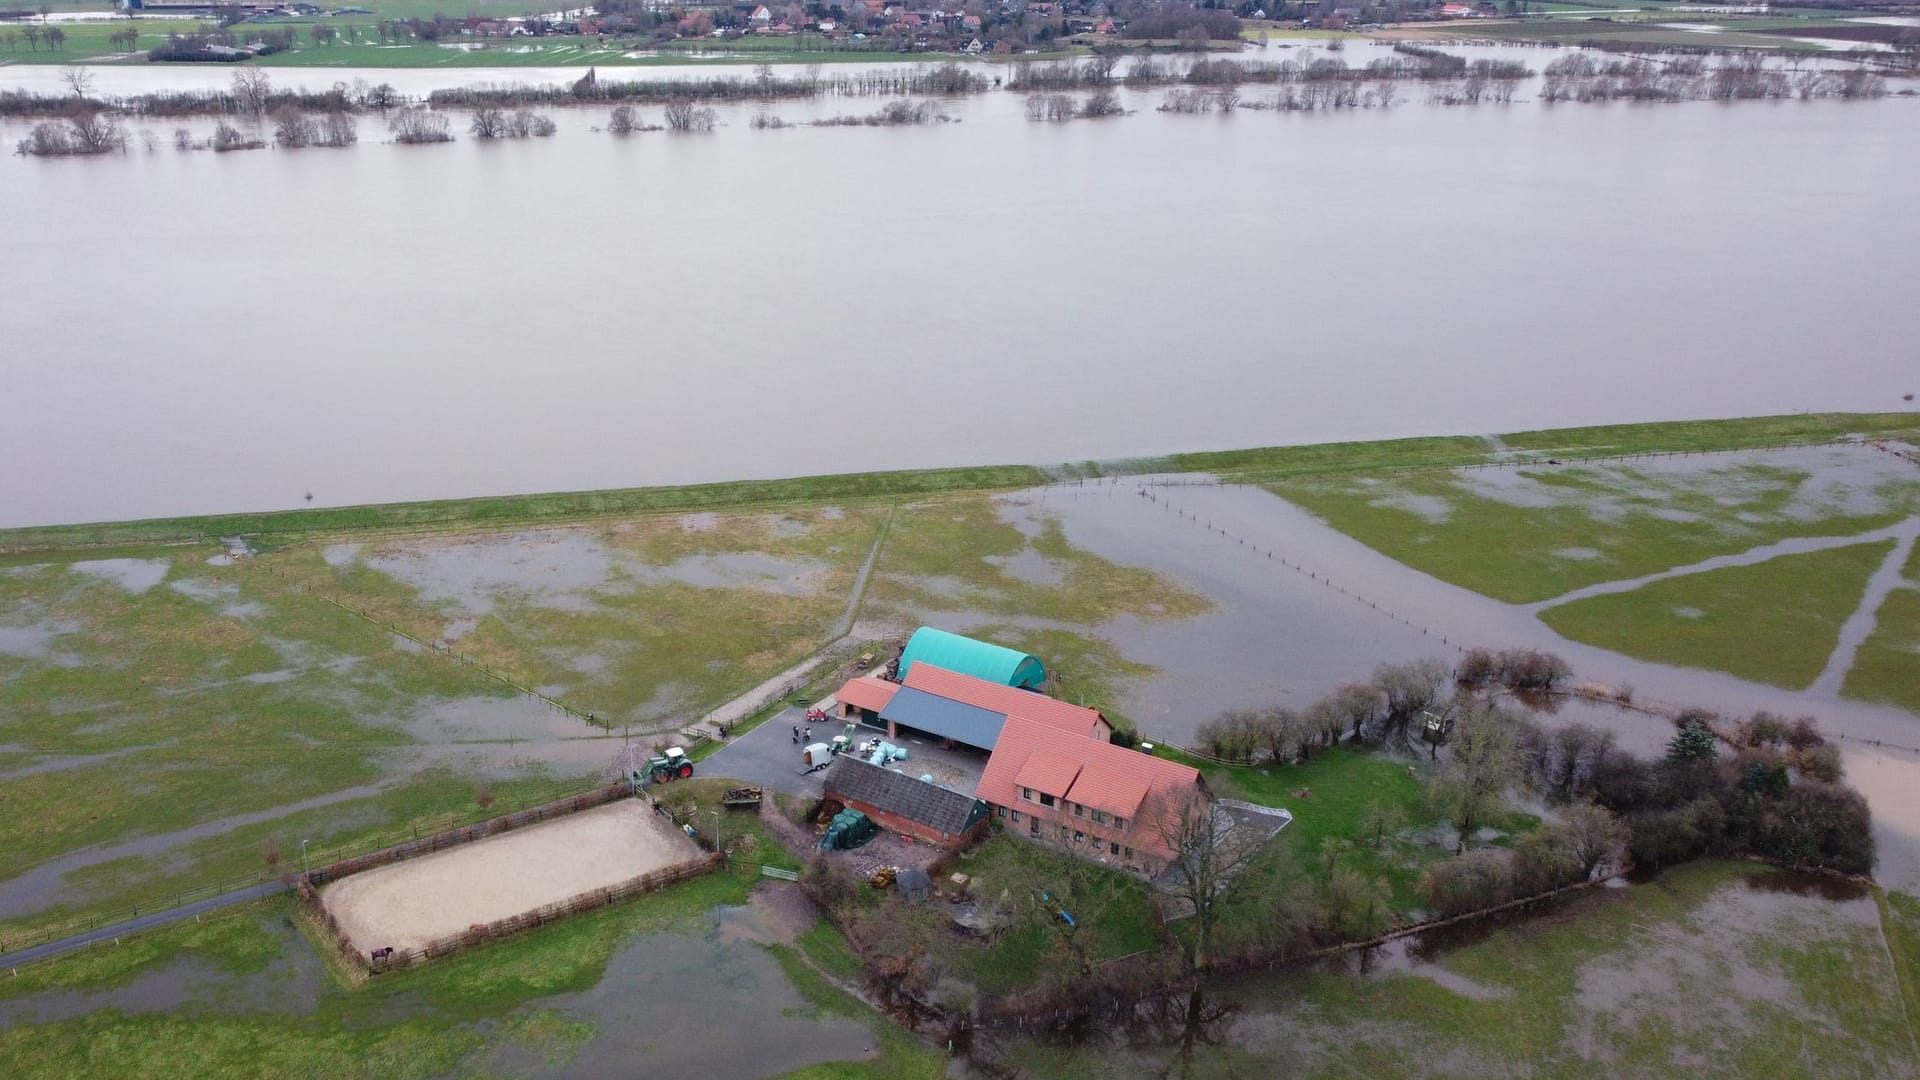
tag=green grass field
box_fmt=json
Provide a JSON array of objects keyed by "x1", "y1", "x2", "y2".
[
  {"x1": 1272, "y1": 456, "x2": 1920, "y2": 604},
  {"x1": 1541, "y1": 540, "x2": 1895, "y2": 689}
]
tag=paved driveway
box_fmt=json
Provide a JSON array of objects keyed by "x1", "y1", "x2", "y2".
[{"x1": 701, "y1": 708, "x2": 990, "y2": 800}]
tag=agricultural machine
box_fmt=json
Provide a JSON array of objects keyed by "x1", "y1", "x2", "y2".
[{"x1": 638, "y1": 746, "x2": 694, "y2": 785}]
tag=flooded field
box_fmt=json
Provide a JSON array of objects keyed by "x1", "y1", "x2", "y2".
[
  {"x1": 1, "y1": 53, "x2": 1915, "y2": 527},
  {"x1": 993, "y1": 860, "x2": 1916, "y2": 1079}
]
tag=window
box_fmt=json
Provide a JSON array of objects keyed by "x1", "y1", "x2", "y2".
[
  {"x1": 1090, "y1": 809, "x2": 1106, "y2": 824},
  {"x1": 1073, "y1": 803, "x2": 1084, "y2": 817},
  {"x1": 1059, "y1": 825, "x2": 1071, "y2": 840},
  {"x1": 1113, "y1": 817, "x2": 1126, "y2": 832},
  {"x1": 1122, "y1": 846, "x2": 1132, "y2": 858},
  {"x1": 1010, "y1": 810, "x2": 1021, "y2": 822},
  {"x1": 1029, "y1": 818, "x2": 1039, "y2": 836},
  {"x1": 1021, "y1": 787, "x2": 1033, "y2": 802},
  {"x1": 1040, "y1": 793, "x2": 1055, "y2": 807},
  {"x1": 1074, "y1": 830, "x2": 1084, "y2": 844},
  {"x1": 995, "y1": 806, "x2": 1006, "y2": 818},
  {"x1": 1110, "y1": 842, "x2": 1120, "y2": 856}
]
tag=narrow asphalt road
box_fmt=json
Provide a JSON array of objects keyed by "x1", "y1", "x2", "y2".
[{"x1": 1, "y1": 880, "x2": 290, "y2": 971}]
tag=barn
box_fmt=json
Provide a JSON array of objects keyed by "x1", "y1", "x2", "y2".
[
  {"x1": 822, "y1": 755, "x2": 990, "y2": 848},
  {"x1": 897, "y1": 626, "x2": 1046, "y2": 688}
]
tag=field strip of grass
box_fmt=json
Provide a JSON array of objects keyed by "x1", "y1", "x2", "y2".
[{"x1": 1540, "y1": 539, "x2": 1896, "y2": 689}]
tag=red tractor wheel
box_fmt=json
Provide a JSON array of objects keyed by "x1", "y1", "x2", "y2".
[{"x1": 677, "y1": 762, "x2": 694, "y2": 778}]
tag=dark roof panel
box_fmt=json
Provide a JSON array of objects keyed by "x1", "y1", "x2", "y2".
[
  {"x1": 879, "y1": 686, "x2": 1007, "y2": 751},
  {"x1": 825, "y1": 756, "x2": 987, "y2": 837}
]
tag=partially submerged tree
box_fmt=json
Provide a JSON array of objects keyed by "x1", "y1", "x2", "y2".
[{"x1": 1431, "y1": 701, "x2": 1521, "y2": 851}]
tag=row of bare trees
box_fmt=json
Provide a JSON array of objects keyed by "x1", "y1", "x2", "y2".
[{"x1": 468, "y1": 107, "x2": 558, "y2": 140}]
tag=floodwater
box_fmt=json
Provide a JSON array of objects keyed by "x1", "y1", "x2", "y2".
[
  {"x1": 1002, "y1": 474, "x2": 1920, "y2": 889},
  {"x1": 1, "y1": 53, "x2": 1916, "y2": 528}
]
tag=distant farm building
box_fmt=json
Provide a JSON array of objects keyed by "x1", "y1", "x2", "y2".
[{"x1": 822, "y1": 755, "x2": 989, "y2": 848}]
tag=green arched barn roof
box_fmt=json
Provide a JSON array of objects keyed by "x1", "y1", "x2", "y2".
[{"x1": 898, "y1": 627, "x2": 1045, "y2": 689}]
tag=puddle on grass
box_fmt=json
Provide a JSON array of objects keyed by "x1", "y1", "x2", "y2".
[
  {"x1": 524, "y1": 931, "x2": 878, "y2": 1080},
  {"x1": 0, "y1": 914, "x2": 326, "y2": 1029},
  {"x1": 982, "y1": 549, "x2": 1066, "y2": 589},
  {"x1": 0, "y1": 620, "x2": 81, "y2": 663},
  {"x1": 634, "y1": 552, "x2": 829, "y2": 597},
  {"x1": 0, "y1": 745, "x2": 170, "y2": 782},
  {"x1": 70, "y1": 558, "x2": 170, "y2": 595}
]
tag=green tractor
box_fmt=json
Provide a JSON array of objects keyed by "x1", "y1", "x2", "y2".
[{"x1": 637, "y1": 746, "x2": 693, "y2": 785}]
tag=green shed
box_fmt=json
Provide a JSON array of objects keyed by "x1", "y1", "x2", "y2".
[{"x1": 897, "y1": 627, "x2": 1045, "y2": 689}]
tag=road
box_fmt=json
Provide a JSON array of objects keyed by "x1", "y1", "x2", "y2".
[{"x1": 0, "y1": 880, "x2": 290, "y2": 971}]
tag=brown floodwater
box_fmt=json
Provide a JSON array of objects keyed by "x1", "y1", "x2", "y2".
[{"x1": 0, "y1": 55, "x2": 1914, "y2": 527}]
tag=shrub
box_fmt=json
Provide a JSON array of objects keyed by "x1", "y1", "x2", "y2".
[
  {"x1": 1418, "y1": 848, "x2": 1515, "y2": 918},
  {"x1": 1797, "y1": 743, "x2": 1844, "y2": 784},
  {"x1": 1749, "y1": 782, "x2": 1874, "y2": 875},
  {"x1": 1455, "y1": 648, "x2": 1500, "y2": 689},
  {"x1": 801, "y1": 853, "x2": 859, "y2": 917}
]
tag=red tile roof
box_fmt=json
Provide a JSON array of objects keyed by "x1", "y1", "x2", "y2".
[
  {"x1": 1012, "y1": 751, "x2": 1084, "y2": 799},
  {"x1": 835, "y1": 675, "x2": 899, "y2": 714},
  {"x1": 976, "y1": 716, "x2": 1203, "y2": 863},
  {"x1": 903, "y1": 665, "x2": 1108, "y2": 739}
]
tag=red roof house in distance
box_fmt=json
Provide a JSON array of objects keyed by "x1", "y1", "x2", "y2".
[{"x1": 976, "y1": 716, "x2": 1206, "y2": 876}]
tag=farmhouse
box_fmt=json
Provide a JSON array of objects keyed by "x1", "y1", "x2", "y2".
[
  {"x1": 822, "y1": 755, "x2": 989, "y2": 848},
  {"x1": 975, "y1": 715, "x2": 1207, "y2": 876}
]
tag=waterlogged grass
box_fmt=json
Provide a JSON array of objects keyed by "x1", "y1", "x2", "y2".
[
  {"x1": 0, "y1": 464, "x2": 1043, "y2": 554},
  {"x1": 766, "y1": 936, "x2": 947, "y2": 1080},
  {"x1": 1272, "y1": 458, "x2": 1919, "y2": 604},
  {"x1": 0, "y1": 551, "x2": 521, "y2": 893},
  {"x1": 650, "y1": 776, "x2": 802, "y2": 875},
  {"x1": 1000, "y1": 860, "x2": 1914, "y2": 1078},
  {"x1": 957, "y1": 624, "x2": 1153, "y2": 730},
  {"x1": 1541, "y1": 540, "x2": 1894, "y2": 689},
  {"x1": 259, "y1": 508, "x2": 887, "y2": 728},
  {"x1": 867, "y1": 498, "x2": 1210, "y2": 626},
  {"x1": 1842, "y1": 584, "x2": 1920, "y2": 714},
  {"x1": 0, "y1": 872, "x2": 756, "y2": 1079}
]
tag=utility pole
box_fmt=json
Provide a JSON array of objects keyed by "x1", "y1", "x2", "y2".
[{"x1": 710, "y1": 810, "x2": 723, "y2": 859}]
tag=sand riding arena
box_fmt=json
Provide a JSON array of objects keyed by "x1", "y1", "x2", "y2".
[{"x1": 317, "y1": 797, "x2": 707, "y2": 961}]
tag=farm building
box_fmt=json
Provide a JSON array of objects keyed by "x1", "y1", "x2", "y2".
[
  {"x1": 974, "y1": 716, "x2": 1208, "y2": 877},
  {"x1": 833, "y1": 663, "x2": 1110, "y2": 754},
  {"x1": 822, "y1": 755, "x2": 990, "y2": 848},
  {"x1": 897, "y1": 626, "x2": 1046, "y2": 688}
]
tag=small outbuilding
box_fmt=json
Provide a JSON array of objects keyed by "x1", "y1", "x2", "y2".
[
  {"x1": 823, "y1": 755, "x2": 990, "y2": 848},
  {"x1": 897, "y1": 627, "x2": 1046, "y2": 689}
]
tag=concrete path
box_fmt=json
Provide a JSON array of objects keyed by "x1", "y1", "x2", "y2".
[{"x1": 1, "y1": 880, "x2": 289, "y2": 971}]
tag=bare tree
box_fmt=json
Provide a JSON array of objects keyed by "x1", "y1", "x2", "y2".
[
  {"x1": 389, "y1": 107, "x2": 452, "y2": 144},
  {"x1": 272, "y1": 106, "x2": 318, "y2": 147},
  {"x1": 232, "y1": 67, "x2": 273, "y2": 115},
  {"x1": 320, "y1": 112, "x2": 357, "y2": 147},
  {"x1": 469, "y1": 106, "x2": 507, "y2": 139},
  {"x1": 662, "y1": 100, "x2": 716, "y2": 132},
  {"x1": 1431, "y1": 702, "x2": 1521, "y2": 852},
  {"x1": 607, "y1": 104, "x2": 637, "y2": 135},
  {"x1": 1155, "y1": 788, "x2": 1268, "y2": 972},
  {"x1": 59, "y1": 65, "x2": 95, "y2": 99}
]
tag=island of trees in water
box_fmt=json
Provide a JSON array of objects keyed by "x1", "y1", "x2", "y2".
[{"x1": 9, "y1": 43, "x2": 1907, "y2": 157}]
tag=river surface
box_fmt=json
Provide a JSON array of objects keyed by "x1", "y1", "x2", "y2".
[{"x1": 1, "y1": 54, "x2": 1916, "y2": 528}]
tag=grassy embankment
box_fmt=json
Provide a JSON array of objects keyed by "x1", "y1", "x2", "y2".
[
  {"x1": 0, "y1": 463, "x2": 1042, "y2": 554},
  {"x1": 1004, "y1": 858, "x2": 1917, "y2": 1078}
]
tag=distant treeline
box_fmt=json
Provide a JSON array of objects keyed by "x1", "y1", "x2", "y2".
[
  {"x1": 427, "y1": 63, "x2": 990, "y2": 108},
  {"x1": 1008, "y1": 54, "x2": 1534, "y2": 91},
  {"x1": 0, "y1": 86, "x2": 371, "y2": 120}
]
